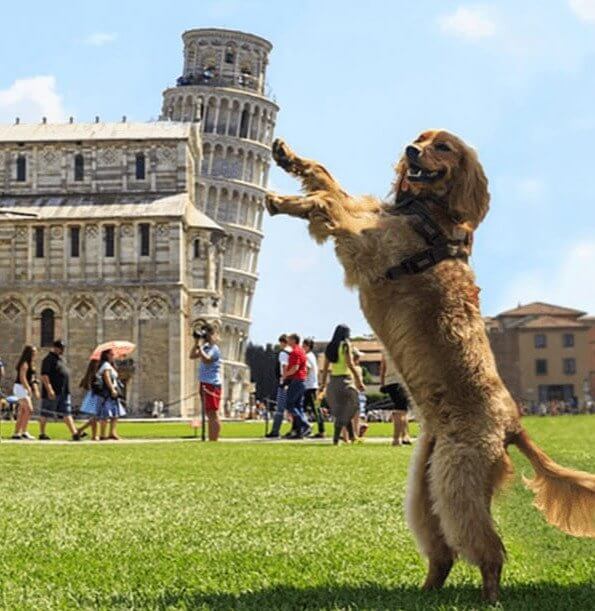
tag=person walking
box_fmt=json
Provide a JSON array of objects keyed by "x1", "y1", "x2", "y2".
[
  {"x1": 380, "y1": 350, "x2": 412, "y2": 446},
  {"x1": 39, "y1": 340, "x2": 81, "y2": 441},
  {"x1": 189, "y1": 324, "x2": 222, "y2": 441},
  {"x1": 303, "y1": 338, "x2": 325, "y2": 438},
  {"x1": 282, "y1": 333, "x2": 311, "y2": 439},
  {"x1": 11, "y1": 345, "x2": 39, "y2": 440},
  {"x1": 76, "y1": 359, "x2": 101, "y2": 441},
  {"x1": 96, "y1": 349, "x2": 126, "y2": 440},
  {"x1": 350, "y1": 349, "x2": 369, "y2": 440},
  {"x1": 319, "y1": 325, "x2": 365, "y2": 445},
  {"x1": 265, "y1": 334, "x2": 292, "y2": 439}
]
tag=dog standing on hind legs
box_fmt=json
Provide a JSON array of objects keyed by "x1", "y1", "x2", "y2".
[{"x1": 266, "y1": 132, "x2": 595, "y2": 602}]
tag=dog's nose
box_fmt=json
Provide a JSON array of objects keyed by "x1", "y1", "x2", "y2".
[{"x1": 406, "y1": 145, "x2": 421, "y2": 161}]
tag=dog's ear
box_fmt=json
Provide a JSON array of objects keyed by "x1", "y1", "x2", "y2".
[
  {"x1": 448, "y1": 146, "x2": 490, "y2": 228},
  {"x1": 393, "y1": 157, "x2": 410, "y2": 200}
]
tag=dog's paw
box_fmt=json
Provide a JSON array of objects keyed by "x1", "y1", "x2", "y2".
[
  {"x1": 265, "y1": 193, "x2": 282, "y2": 216},
  {"x1": 272, "y1": 138, "x2": 294, "y2": 170}
]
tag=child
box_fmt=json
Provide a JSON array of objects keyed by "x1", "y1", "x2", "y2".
[{"x1": 77, "y1": 359, "x2": 100, "y2": 441}]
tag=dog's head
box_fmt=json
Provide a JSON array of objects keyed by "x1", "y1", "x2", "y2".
[{"x1": 395, "y1": 130, "x2": 490, "y2": 228}]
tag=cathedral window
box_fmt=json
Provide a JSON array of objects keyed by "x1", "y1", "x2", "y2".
[
  {"x1": 34, "y1": 227, "x2": 45, "y2": 258},
  {"x1": 16, "y1": 155, "x2": 27, "y2": 182},
  {"x1": 193, "y1": 239, "x2": 201, "y2": 259},
  {"x1": 70, "y1": 226, "x2": 80, "y2": 258},
  {"x1": 135, "y1": 153, "x2": 146, "y2": 180},
  {"x1": 40, "y1": 309, "x2": 55, "y2": 347},
  {"x1": 74, "y1": 154, "x2": 84, "y2": 181},
  {"x1": 139, "y1": 223, "x2": 150, "y2": 257},
  {"x1": 104, "y1": 225, "x2": 115, "y2": 257}
]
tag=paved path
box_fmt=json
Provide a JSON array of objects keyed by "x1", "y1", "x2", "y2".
[{"x1": 0, "y1": 436, "x2": 411, "y2": 446}]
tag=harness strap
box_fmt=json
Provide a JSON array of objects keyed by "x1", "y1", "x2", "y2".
[{"x1": 385, "y1": 196, "x2": 470, "y2": 281}]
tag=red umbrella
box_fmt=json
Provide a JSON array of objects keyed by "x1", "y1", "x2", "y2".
[{"x1": 90, "y1": 341, "x2": 135, "y2": 361}]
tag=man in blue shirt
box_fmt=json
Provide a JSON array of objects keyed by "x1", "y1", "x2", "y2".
[{"x1": 189, "y1": 324, "x2": 222, "y2": 441}]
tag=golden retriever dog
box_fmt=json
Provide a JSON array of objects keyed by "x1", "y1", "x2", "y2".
[{"x1": 265, "y1": 130, "x2": 595, "y2": 602}]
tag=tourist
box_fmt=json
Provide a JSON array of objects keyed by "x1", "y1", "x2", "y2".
[
  {"x1": 11, "y1": 345, "x2": 39, "y2": 440},
  {"x1": 190, "y1": 324, "x2": 222, "y2": 441},
  {"x1": 282, "y1": 333, "x2": 311, "y2": 439},
  {"x1": 265, "y1": 334, "x2": 292, "y2": 438},
  {"x1": 96, "y1": 349, "x2": 126, "y2": 440},
  {"x1": 39, "y1": 340, "x2": 81, "y2": 441},
  {"x1": 77, "y1": 359, "x2": 101, "y2": 441},
  {"x1": 352, "y1": 349, "x2": 369, "y2": 439},
  {"x1": 319, "y1": 325, "x2": 365, "y2": 445},
  {"x1": 303, "y1": 338, "x2": 325, "y2": 438},
  {"x1": 0, "y1": 355, "x2": 5, "y2": 389},
  {"x1": 380, "y1": 350, "x2": 412, "y2": 446}
]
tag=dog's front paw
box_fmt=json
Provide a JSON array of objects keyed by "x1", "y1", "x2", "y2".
[
  {"x1": 272, "y1": 138, "x2": 295, "y2": 171},
  {"x1": 265, "y1": 193, "x2": 282, "y2": 216}
]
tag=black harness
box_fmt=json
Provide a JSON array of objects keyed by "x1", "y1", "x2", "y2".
[{"x1": 384, "y1": 196, "x2": 470, "y2": 281}]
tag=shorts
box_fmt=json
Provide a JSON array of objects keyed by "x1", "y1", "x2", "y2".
[
  {"x1": 12, "y1": 383, "x2": 30, "y2": 400},
  {"x1": 384, "y1": 383, "x2": 409, "y2": 411},
  {"x1": 40, "y1": 394, "x2": 72, "y2": 418},
  {"x1": 200, "y1": 383, "x2": 222, "y2": 412}
]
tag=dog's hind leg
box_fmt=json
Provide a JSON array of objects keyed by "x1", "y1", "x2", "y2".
[
  {"x1": 406, "y1": 432, "x2": 456, "y2": 590},
  {"x1": 272, "y1": 139, "x2": 347, "y2": 195},
  {"x1": 428, "y1": 437, "x2": 505, "y2": 603}
]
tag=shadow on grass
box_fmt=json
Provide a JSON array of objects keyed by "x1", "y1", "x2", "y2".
[{"x1": 106, "y1": 582, "x2": 594, "y2": 610}]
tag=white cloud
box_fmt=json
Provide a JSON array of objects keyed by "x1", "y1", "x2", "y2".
[
  {"x1": 84, "y1": 32, "x2": 117, "y2": 46},
  {"x1": 439, "y1": 5, "x2": 496, "y2": 41},
  {"x1": 569, "y1": 0, "x2": 595, "y2": 23},
  {"x1": 496, "y1": 241, "x2": 595, "y2": 314},
  {"x1": 0, "y1": 76, "x2": 66, "y2": 123}
]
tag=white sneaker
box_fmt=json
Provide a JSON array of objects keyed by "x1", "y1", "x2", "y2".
[{"x1": 21, "y1": 432, "x2": 35, "y2": 440}]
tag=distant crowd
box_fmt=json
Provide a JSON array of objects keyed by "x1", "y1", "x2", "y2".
[{"x1": 260, "y1": 325, "x2": 413, "y2": 446}]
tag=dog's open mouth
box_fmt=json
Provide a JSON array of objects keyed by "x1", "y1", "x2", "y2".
[{"x1": 406, "y1": 164, "x2": 446, "y2": 183}]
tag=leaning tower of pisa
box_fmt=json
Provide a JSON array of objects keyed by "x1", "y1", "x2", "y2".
[{"x1": 161, "y1": 28, "x2": 278, "y2": 404}]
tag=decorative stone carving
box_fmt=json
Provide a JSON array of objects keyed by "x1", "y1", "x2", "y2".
[
  {"x1": 121, "y1": 224, "x2": 133, "y2": 237},
  {"x1": 157, "y1": 146, "x2": 177, "y2": 167},
  {"x1": 140, "y1": 296, "x2": 168, "y2": 320},
  {"x1": 99, "y1": 148, "x2": 118, "y2": 165},
  {"x1": 15, "y1": 227, "x2": 28, "y2": 239},
  {"x1": 51, "y1": 226, "x2": 63, "y2": 239},
  {"x1": 70, "y1": 298, "x2": 95, "y2": 320},
  {"x1": 0, "y1": 300, "x2": 23, "y2": 321},
  {"x1": 156, "y1": 223, "x2": 169, "y2": 236},
  {"x1": 86, "y1": 225, "x2": 98, "y2": 238},
  {"x1": 104, "y1": 298, "x2": 132, "y2": 320}
]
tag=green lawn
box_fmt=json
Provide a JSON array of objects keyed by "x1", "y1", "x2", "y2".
[
  {"x1": 0, "y1": 417, "x2": 593, "y2": 610},
  {"x1": 0, "y1": 419, "x2": 418, "y2": 440}
]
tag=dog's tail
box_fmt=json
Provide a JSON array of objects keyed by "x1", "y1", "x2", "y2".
[{"x1": 510, "y1": 428, "x2": 595, "y2": 537}]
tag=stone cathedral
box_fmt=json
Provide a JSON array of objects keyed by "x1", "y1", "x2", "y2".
[{"x1": 0, "y1": 28, "x2": 278, "y2": 416}]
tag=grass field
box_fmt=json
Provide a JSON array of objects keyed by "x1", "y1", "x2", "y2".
[
  {"x1": 0, "y1": 416, "x2": 593, "y2": 610},
  {"x1": 0, "y1": 419, "x2": 417, "y2": 440}
]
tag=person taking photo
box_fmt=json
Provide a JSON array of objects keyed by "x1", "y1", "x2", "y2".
[{"x1": 190, "y1": 324, "x2": 222, "y2": 441}]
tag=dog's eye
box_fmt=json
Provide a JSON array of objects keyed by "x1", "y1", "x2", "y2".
[{"x1": 434, "y1": 143, "x2": 451, "y2": 152}]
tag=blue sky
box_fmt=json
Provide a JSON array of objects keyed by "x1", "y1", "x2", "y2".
[{"x1": 1, "y1": 1, "x2": 594, "y2": 344}]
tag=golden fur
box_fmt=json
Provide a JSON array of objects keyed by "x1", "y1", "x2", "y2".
[{"x1": 266, "y1": 131, "x2": 595, "y2": 602}]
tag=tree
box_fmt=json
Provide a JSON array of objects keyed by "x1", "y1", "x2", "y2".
[{"x1": 245, "y1": 342, "x2": 278, "y2": 401}]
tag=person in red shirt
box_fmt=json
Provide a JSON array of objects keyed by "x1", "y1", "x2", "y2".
[{"x1": 282, "y1": 333, "x2": 312, "y2": 439}]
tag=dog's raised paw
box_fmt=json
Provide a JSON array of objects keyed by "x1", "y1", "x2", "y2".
[
  {"x1": 265, "y1": 193, "x2": 281, "y2": 216},
  {"x1": 272, "y1": 139, "x2": 294, "y2": 170}
]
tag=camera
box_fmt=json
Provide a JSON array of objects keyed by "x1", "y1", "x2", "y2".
[
  {"x1": 193, "y1": 322, "x2": 216, "y2": 341},
  {"x1": 192, "y1": 327, "x2": 208, "y2": 340}
]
